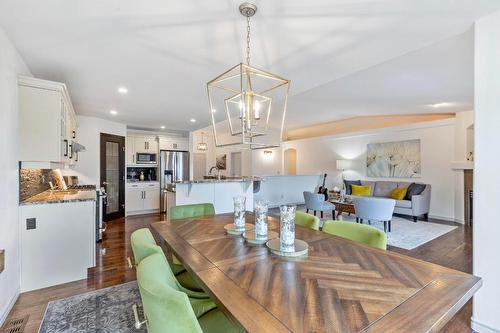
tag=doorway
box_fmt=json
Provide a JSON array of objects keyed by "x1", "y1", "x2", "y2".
[
  {"x1": 100, "y1": 133, "x2": 125, "y2": 221},
  {"x1": 193, "y1": 153, "x2": 207, "y2": 179},
  {"x1": 230, "y1": 152, "x2": 242, "y2": 176},
  {"x1": 284, "y1": 148, "x2": 297, "y2": 175}
]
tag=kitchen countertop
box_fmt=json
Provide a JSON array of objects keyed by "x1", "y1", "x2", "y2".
[
  {"x1": 127, "y1": 180, "x2": 159, "y2": 183},
  {"x1": 20, "y1": 190, "x2": 96, "y2": 206},
  {"x1": 175, "y1": 177, "x2": 262, "y2": 184}
]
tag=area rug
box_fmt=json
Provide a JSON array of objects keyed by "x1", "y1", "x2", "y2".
[
  {"x1": 270, "y1": 207, "x2": 457, "y2": 250},
  {"x1": 39, "y1": 281, "x2": 145, "y2": 333},
  {"x1": 333, "y1": 215, "x2": 457, "y2": 250}
]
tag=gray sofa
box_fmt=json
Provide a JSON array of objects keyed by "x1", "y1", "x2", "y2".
[{"x1": 346, "y1": 180, "x2": 431, "y2": 222}]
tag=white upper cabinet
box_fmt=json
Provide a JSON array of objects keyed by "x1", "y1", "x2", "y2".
[
  {"x1": 159, "y1": 137, "x2": 189, "y2": 151},
  {"x1": 18, "y1": 76, "x2": 78, "y2": 165},
  {"x1": 134, "y1": 136, "x2": 158, "y2": 154}
]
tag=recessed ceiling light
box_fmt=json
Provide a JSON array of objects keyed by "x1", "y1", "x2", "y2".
[
  {"x1": 426, "y1": 102, "x2": 454, "y2": 108},
  {"x1": 109, "y1": 110, "x2": 118, "y2": 115},
  {"x1": 160, "y1": 125, "x2": 165, "y2": 129},
  {"x1": 118, "y1": 87, "x2": 128, "y2": 95},
  {"x1": 211, "y1": 109, "x2": 216, "y2": 113},
  {"x1": 190, "y1": 118, "x2": 196, "y2": 123}
]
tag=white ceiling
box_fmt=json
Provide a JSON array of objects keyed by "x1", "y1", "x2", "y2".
[{"x1": 1, "y1": 0, "x2": 499, "y2": 131}]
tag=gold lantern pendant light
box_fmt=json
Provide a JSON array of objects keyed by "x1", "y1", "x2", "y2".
[
  {"x1": 206, "y1": 2, "x2": 291, "y2": 150},
  {"x1": 197, "y1": 132, "x2": 208, "y2": 151}
]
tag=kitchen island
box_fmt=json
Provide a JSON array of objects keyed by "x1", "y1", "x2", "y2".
[{"x1": 170, "y1": 177, "x2": 257, "y2": 214}]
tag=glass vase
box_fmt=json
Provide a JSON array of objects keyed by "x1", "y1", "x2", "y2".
[
  {"x1": 233, "y1": 196, "x2": 246, "y2": 231},
  {"x1": 254, "y1": 200, "x2": 269, "y2": 239},
  {"x1": 279, "y1": 205, "x2": 296, "y2": 252}
]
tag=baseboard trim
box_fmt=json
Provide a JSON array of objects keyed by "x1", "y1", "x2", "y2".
[
  {"x1": 0, "y1": 287, "x2": 20, "y2": 327},
  {"x1": 472, "y1": 319, "x2": 500, "y2": 333},
  {"x1": 428, "y1": 214, "x2": 458, "y2": 223}
]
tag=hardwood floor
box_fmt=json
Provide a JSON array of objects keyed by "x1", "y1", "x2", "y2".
[{"x1": 3, "y1": 213, "x2": 472, "y2": 333}]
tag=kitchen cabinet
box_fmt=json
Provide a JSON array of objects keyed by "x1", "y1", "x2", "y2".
[
  {"x1": 143, "y1": 187, "x2": 160, "y2": 210},
  {"x1": 19, "y1": 201, "x2": 95, "y2": 292},
  {"x1": 126, "y1": 182, "x2": 160, "y2": 215},
  {"x1": 134, "y1": 136, "x2": 158, "y2": 154},
  {"x1": 18, "y1": 76, "x2": 79, "y2": 165},
  {"x1": 159, "y1": 137, "x2": 189, "y2": 151},
  {"x1": 126, "y1": 136, "x2": 136, "y2": 165}
]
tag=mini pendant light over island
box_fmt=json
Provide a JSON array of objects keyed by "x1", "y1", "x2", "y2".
[{"x1": 206, "y1": 2, "x2": 291, "y2": 150}]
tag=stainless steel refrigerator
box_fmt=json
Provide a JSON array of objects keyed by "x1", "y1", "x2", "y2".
[{"x1": 160, "y1": 150, "x2": 190, "y2": 212}]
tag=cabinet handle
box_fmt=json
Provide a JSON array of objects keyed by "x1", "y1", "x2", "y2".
[
  {"x1": 69, "y1": 144, "x2": 73, "y2": 159},
  {"x1": 75, "y1": 152, "x2": 78, "y2": 162},
  {"x1": 144, "y1": 142, "x2": 147, "y2": 150},
  {"x1": 144, "y1": 191, "x2": 146, "y2": 199},
  {"x1": 72, "y1": 130, "x2": 76, "y2": 139},
  {"x1": 63, "y1": 139, "x2": 69, "y2": 157},
  {"x1": 133, "y1": 154, "x2": 135, "y2": 163}
]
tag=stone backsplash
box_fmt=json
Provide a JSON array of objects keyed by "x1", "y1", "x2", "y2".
[{"x1": 19, "y1": 169, "x2": 66, "y2": 202}]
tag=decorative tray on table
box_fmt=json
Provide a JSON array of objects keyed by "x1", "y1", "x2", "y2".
[
  {"x1": 243, "y1": 230, "x2": 279, "y2": 245},
  {"x1": 224, "y1": 223, "x2": 254, "y2": 235},
  {"x1": 266, "y1": 238, "x2": 309, "y2": 257}
]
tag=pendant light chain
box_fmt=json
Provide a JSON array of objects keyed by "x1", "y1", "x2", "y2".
[{"x1": 246, "y1": 16, "x2": 251, "y2": 65}]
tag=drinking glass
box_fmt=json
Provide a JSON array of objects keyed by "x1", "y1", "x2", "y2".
[
  {"x1": 233, "y1": 196, "x2": 246, "y2": 231},
  {"x1": 254, "y1": 200, "x2": 269, "y2": 239},
  {"x1": 279, "y1": 205, "x2": 296, "y2": 252}
]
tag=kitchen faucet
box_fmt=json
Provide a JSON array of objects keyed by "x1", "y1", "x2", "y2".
[{"x1": 209, "y1": 166, "x2": 221, "y2": 180}]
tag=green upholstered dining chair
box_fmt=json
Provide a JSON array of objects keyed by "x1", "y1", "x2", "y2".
[
  {"x1": 295, "y1": 211, "x2": 320, "y2": 231},
  {"x1": 136, "y1": 253, "x2": 243, "y2": 333},
  {"x1": 169, "y1": 203, "x2": 216, "y2": 284},
  {"x1": 322, "y1": 220, "x2": 387, "y2": 250},
  {"x1": 130, "y1": 228, "x2": 205, "y2": 294},
  {"x1": 170, "y1": 203, "x2": 216, "y2": 220}
]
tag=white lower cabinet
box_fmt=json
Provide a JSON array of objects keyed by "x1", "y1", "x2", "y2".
[
  {"x1": 19, "y1": 201, "x2": 96, "y2": 292},
  {"x1": 126, "y1": 182, "x2": 160, "y2": 215}
]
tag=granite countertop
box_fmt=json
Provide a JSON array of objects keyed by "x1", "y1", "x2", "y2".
[
  {"x1": 20, "y1": 190, "x2": 96, "y2": 206},
  {"x1": 175, "y1": 177, "x2": 262, "y2": 184},
  {"x1": 127, "y1": 180, "x2": 159, "y2": 183}
]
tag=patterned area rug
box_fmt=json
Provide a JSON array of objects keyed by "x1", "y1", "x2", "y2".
[{"x1": 39, "y1": 281, "x2": 145, "y2": 333}]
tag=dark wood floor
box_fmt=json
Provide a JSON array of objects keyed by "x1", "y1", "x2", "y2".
[{"x1": 3, "y1": 213, "x2": 472, "y2": 333}]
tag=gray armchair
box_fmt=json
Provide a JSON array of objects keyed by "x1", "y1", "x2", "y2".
[
  {"x1": 303, "y1": 191, "x2": 335, "y2": 219},
  {"x1": 353, "y1": 197, "x2": 396, "y2": 233}
]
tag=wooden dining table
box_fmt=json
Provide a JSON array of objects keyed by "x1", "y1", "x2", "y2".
[{"x1": 150, "y1": 213, "x2": 481, "y2": 333}]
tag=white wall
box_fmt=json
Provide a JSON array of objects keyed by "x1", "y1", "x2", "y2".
[
  {"x1": 0, "y1": 27, "x2": 31, "y2": 325},
  {"x1": 64, "y1": 115, "x2": 126, "y2": 185},
  {"x1": 282, "y1": 119, "x2": 457, "y2": 221},
  {"x1": 473, "y1": 11, "x2": 500, "y2": 333},
  {"x1": 453, "y1": 110, "x2": 474, "y2": 222}
]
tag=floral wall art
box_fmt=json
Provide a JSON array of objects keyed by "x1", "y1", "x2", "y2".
[{"x1": 366, "y1": 139, "x2": 421, "y2": 178}]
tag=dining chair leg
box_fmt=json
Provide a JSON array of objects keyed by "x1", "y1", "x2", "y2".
[
  {"x1": 368, "y1": 220, "x2": 371, "y2": 225},
  {"x1": 333, "y1": 210, "x2": 336, "y2": 219},
  {"x1": 306, "y1": 209, "x2": 309, "y2": 214},
  {"x1": 314, "y1": 211, "x2": 316, "y2": 216},
  {"x1": 384, "y1": 221, "x2": 387, "y2": 233},
  {"x1": 360, "y1": 218, "x2": 363, "y2": 224},
  {"x1": 321, "y1": 211, "x2": 324, "y2": 218},
  {"x1": 356, "y1": 217, "x2": 359, "y2": 223},
  {"x1": 389, "y1": 220, "x2": 392, "y2": 232}
]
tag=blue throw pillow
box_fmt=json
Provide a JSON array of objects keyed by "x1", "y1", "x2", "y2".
[{"x1": 344, "y1": 180, "x2": 362, "y2": 195}]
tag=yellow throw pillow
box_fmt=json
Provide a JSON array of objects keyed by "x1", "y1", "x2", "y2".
[
  {"x1": 351, "y1": 185, "x2": 371, "y2": 196},
  {"x1": 390, "y1": 187, "x2": 408, "y2": 200}
]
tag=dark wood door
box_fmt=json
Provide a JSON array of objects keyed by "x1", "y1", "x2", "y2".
[{"x1": 100, "y1": 133, "x2": 125, "y2": 221}]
